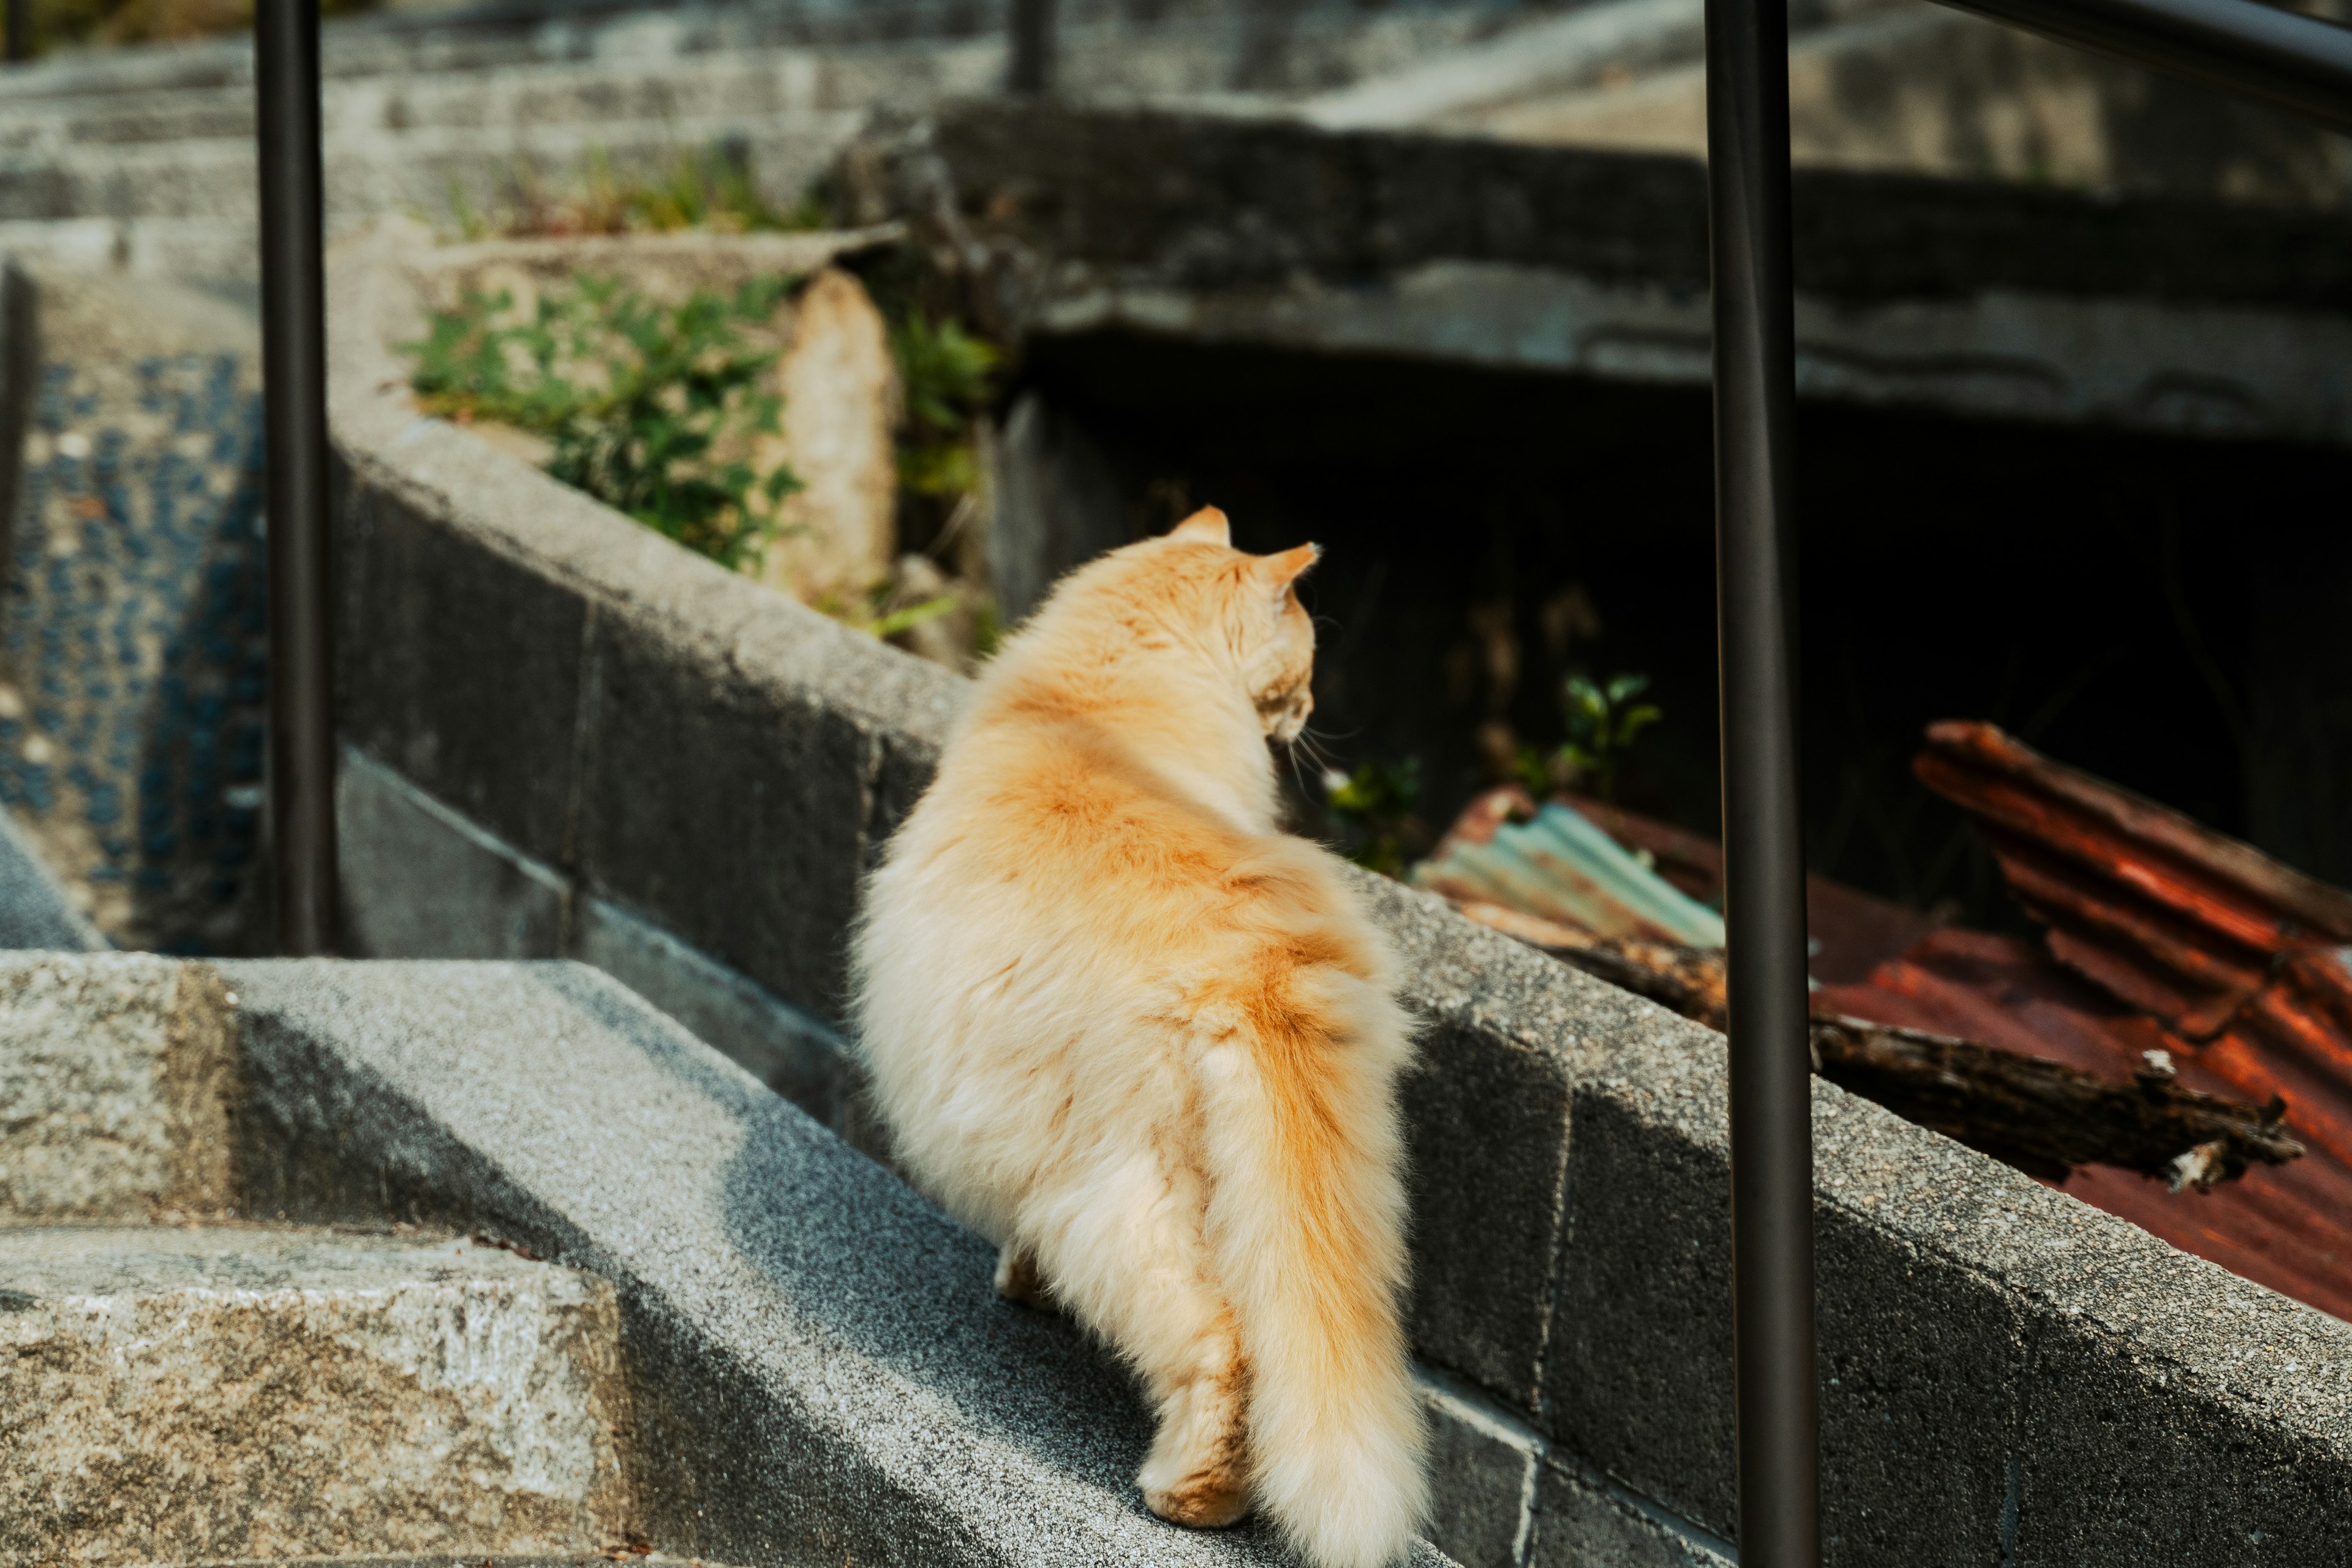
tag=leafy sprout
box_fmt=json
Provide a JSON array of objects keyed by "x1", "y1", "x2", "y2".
[{"x1": 1518, "y1": 672, "x2": 1662, "y2": 802}]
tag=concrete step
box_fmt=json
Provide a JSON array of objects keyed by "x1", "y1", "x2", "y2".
[
  {"x1": 0, "y1": 1223, "x2": 637, "y2": 1564},
  {"x1": 0, "y1": 35, "x2": 1000, "y2": 147},
  {"x1": 0, "y1": 115, "x2": 865, "y2": 224}
]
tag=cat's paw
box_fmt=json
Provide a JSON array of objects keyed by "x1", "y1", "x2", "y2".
[
  {"x1": 1142, "y1": 1470, "x2": 1251, "y2": 1530},
  {"x1": 993, "y1": 1242, "x2": 1058, "y2": 1310}
]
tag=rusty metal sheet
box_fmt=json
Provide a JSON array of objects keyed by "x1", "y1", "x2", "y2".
[
  {"x1": 1897, "y1": 722, "x2": 2352, "y2": 1321},
  {"x1": 1815, "y1": 929, "x2": 2352, "y2": 1322}
]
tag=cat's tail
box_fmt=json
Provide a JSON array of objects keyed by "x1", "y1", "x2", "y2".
[{"x1": 1193, "y1": 955, "x2": 1428, "y2": 1568}]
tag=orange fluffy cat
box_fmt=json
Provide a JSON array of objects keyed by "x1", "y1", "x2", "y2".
[{"x1": 851, "y1": 509, "x2": 1427, "y2": 1567}]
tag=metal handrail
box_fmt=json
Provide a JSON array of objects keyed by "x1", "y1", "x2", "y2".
[
  {"x1": 1703, "y1": 0, "x2": 2352, "y2": 1562},
  {"x1": 1942, "y1": 0, "x2": 2352, "y2": 130},
  {"x1": 256, "y1": 0, "x2": 339, "y2": 955}
]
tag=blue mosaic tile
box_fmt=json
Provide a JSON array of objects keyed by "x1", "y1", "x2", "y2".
[{"x1": 4, "y1": 349, "x2": 267, "y2": 951}]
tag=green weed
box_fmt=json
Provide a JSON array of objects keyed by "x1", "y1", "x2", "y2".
[
  {"x1": 405, "y1": 274, "x2": 802, "y2": 571},
  {"x1": 1517, "y1": 672, "x2": 1662, "y2": 802}
]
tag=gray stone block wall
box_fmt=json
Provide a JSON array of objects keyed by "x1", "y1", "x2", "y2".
[{"x1": 323, "y1": 227, "x2": 2352, "y2": 1566}]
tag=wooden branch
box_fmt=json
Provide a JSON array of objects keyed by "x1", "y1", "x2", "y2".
[
  {"x1": 1452, "y1": 899, "x2": 2305, "y2": 1187},
  {"x1": 1810, "y1": 1016, "x2": 2302, "y2": 1187}
]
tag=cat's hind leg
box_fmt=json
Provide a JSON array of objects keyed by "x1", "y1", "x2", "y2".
[
  {"x1": 1025, "y1": 1157, "x2": 1253, "y2": 1529},
  {"x1": 1136, "y1": 1303, "x2": 1251, "y2": 1528},
  {"x1": 993, "y1": 1241, "x2": 1057, "y2": 1310}
]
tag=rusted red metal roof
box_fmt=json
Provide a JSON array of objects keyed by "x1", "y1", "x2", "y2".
[{"x1": 1839, "y1": 722, "x2": 2352, "y2": 1320}]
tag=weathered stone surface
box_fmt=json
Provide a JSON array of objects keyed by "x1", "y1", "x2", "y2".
[
  {"x1": 1451, "y1": 0, "x2": 2352, "y2": 214},
  {"x1": 329, "y1": 221, "x2": 966, "y2": 1022},
  {"x1": 216, "y1": 957, "x2": 1458, "y2": 1568},
  {"x1": 1416, "y1": 1376, "x2": 1540, "y2": 1568},
  {"x1": 761, "y1": 266, "x2": 901, "y2": 608},
  {"x1": 0, "y1": 954, "x2": 236, "y2": 1220},
  {"x1": 1525, "y1": 1455, "x2": 1732, "y2": 1568},
  {"x1": 336, "y1": 479, "x2": 590, "y2": 872},
  {"x1": 570, "y1": 890, "x2": 858, "y2": 1134},
  {"x1": 0, "y1": 1224, "x2": 636, "y2": 1566},
  {"x1": 0, "y1": 797, "x2": 104, "y2": 952},
  {"x1": 856, "y1": 102, "x2": 2352, "y2": 448},
  {"x1": 339, "y1": 746, "x2": 566, "y2": 962}
]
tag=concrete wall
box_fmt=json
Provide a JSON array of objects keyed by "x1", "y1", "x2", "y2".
[
  {"x1": 327, "y1": 224, "x2": 2352, "y2": 1567},
  {"x1": 849, "y1": 102, "x2": 2352, "y2": 451}
]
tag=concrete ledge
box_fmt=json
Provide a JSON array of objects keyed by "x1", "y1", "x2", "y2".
[
  {"x1": 210, "y1": 956, "x2": 1457, "y2": 1567},
  {"x1": 867, "y1": 102, "x2": 2352, "y2": 446},
  {"x1": 0, "y1": 1223, "x2": 635, "y2": 1565}
]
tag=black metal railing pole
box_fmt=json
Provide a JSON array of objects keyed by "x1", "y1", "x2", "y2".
[
  {"x1": 1706, "y1": 0, "x2": 1818, "y2": 1560},
  {"x1": 1009, "y1": 0, "x2": 1056, "y2": 94},
  {"x1": 5, "y1": 0, "x2": 31, "y2": 61},
  {"x1": 256, "y1": 0, "x2": 340, "y2": 956},
  {"x1": 1936, "y1": 0, "x2": 2352, "y2": 132}
]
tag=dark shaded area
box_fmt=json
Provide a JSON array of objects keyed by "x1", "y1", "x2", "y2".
[{"x1": 1017, "y1": 328, "x2": 2348, "y2": 926}]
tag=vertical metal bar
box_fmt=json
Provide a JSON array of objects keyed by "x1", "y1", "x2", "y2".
[
  {"x1": 1009, "y1": 0, "x2": 1056, "y2": 94},
  {"x1": 256, "y1": 0, "x2": 340, "y2": 955},
  {"x1": 4, "y1": 0, "x2": 31, "y2": 62},
  {"x1": 1705, "y1": 0, "x2": 1818, "y2": 1560}
]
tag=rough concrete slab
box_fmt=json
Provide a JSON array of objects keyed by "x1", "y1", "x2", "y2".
[
  {"x1": 0, "y1": 798, "x2": 104, "y2": 951},
  {"x1": 1524, "y1": 1454, "x2": 1733, "y2": 1568},
  {"x1": 570, "y1": 889, "x2": 856, "y2": 1134},
  {"x1": 876, "y1": 102, "x2": 2352, "y2": 447},
  {"x1": 1416, "y1": 1374, "x2": 1540, "y2": 1568},
  {"x1": 336, "y1": 479, "x2": 592, "y2": 872},
  {"x1": 216, "y1": 956, "x2": 1457, "y2": 1568},
  {"x1": 0, "y1": 953, "x2": 235, "y2": 1219},
  {"x1": 570, "y1": 598, "x2": 879, "y2": 1020},
  {"x1": 339, "y1": 745, "x2": 566, "y2": 962},
  {"x1": 0, "y1": 1223, "x2": 635, "y2": 1565},
  {"x1": 1545, "y1": 1010, "x2": 2352, "y2": 1566}
]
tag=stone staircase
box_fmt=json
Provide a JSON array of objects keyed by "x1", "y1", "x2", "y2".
[
  {"x1": 0, "y1": 956, "x2": 643, "y2": 1565},
  {"x1": 0, "y1": 948, "x2": 1474, "y2": 1567}
]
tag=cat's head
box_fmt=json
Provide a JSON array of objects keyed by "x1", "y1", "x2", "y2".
[{"x1": 1158, "y1": 508, "x2": 1321, "y2": 743}]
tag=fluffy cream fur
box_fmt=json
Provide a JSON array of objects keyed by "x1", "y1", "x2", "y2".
[{"x1": 851, "y1": 509, "x2": 1428, "y2": 1568}]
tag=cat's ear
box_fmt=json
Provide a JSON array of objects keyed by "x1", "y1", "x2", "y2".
[
  {"x1": 1259, "y1": 542, "x2": 1322, "y2": 596},
  {"x1": 1169, "y1": 507, "x2": 1232, "y2": 546}
]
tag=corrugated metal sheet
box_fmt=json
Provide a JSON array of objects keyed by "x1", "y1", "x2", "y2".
[
  {"x1": 1864, "y1": 721, "x2": 2352, "y2": 1321},
  {"x1": 1413, "y1": 791, "x2": 1728, "y2": 947},
  {"x1": 1430, "y1": 733, "x2": 2352, "y2": 1323}
]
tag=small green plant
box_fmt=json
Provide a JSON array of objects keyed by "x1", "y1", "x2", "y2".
[
  {"x1": 1322, "y1": 758, "x2": 1426, "y2": 877},
  {"x1": 1517, "y1": 672, "x2": 1662, "y2": 802},
  {"x1": 405, "y1": 274, "x2": 801, "y2": 570},
  {"x1": 891, "y1": 310, "x2": 1000, "y2": 503}
]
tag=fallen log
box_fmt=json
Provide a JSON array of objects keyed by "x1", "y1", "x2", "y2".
[{"x1": 1453, "y1": 899, "x2": 2305, "y2": 1188}]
